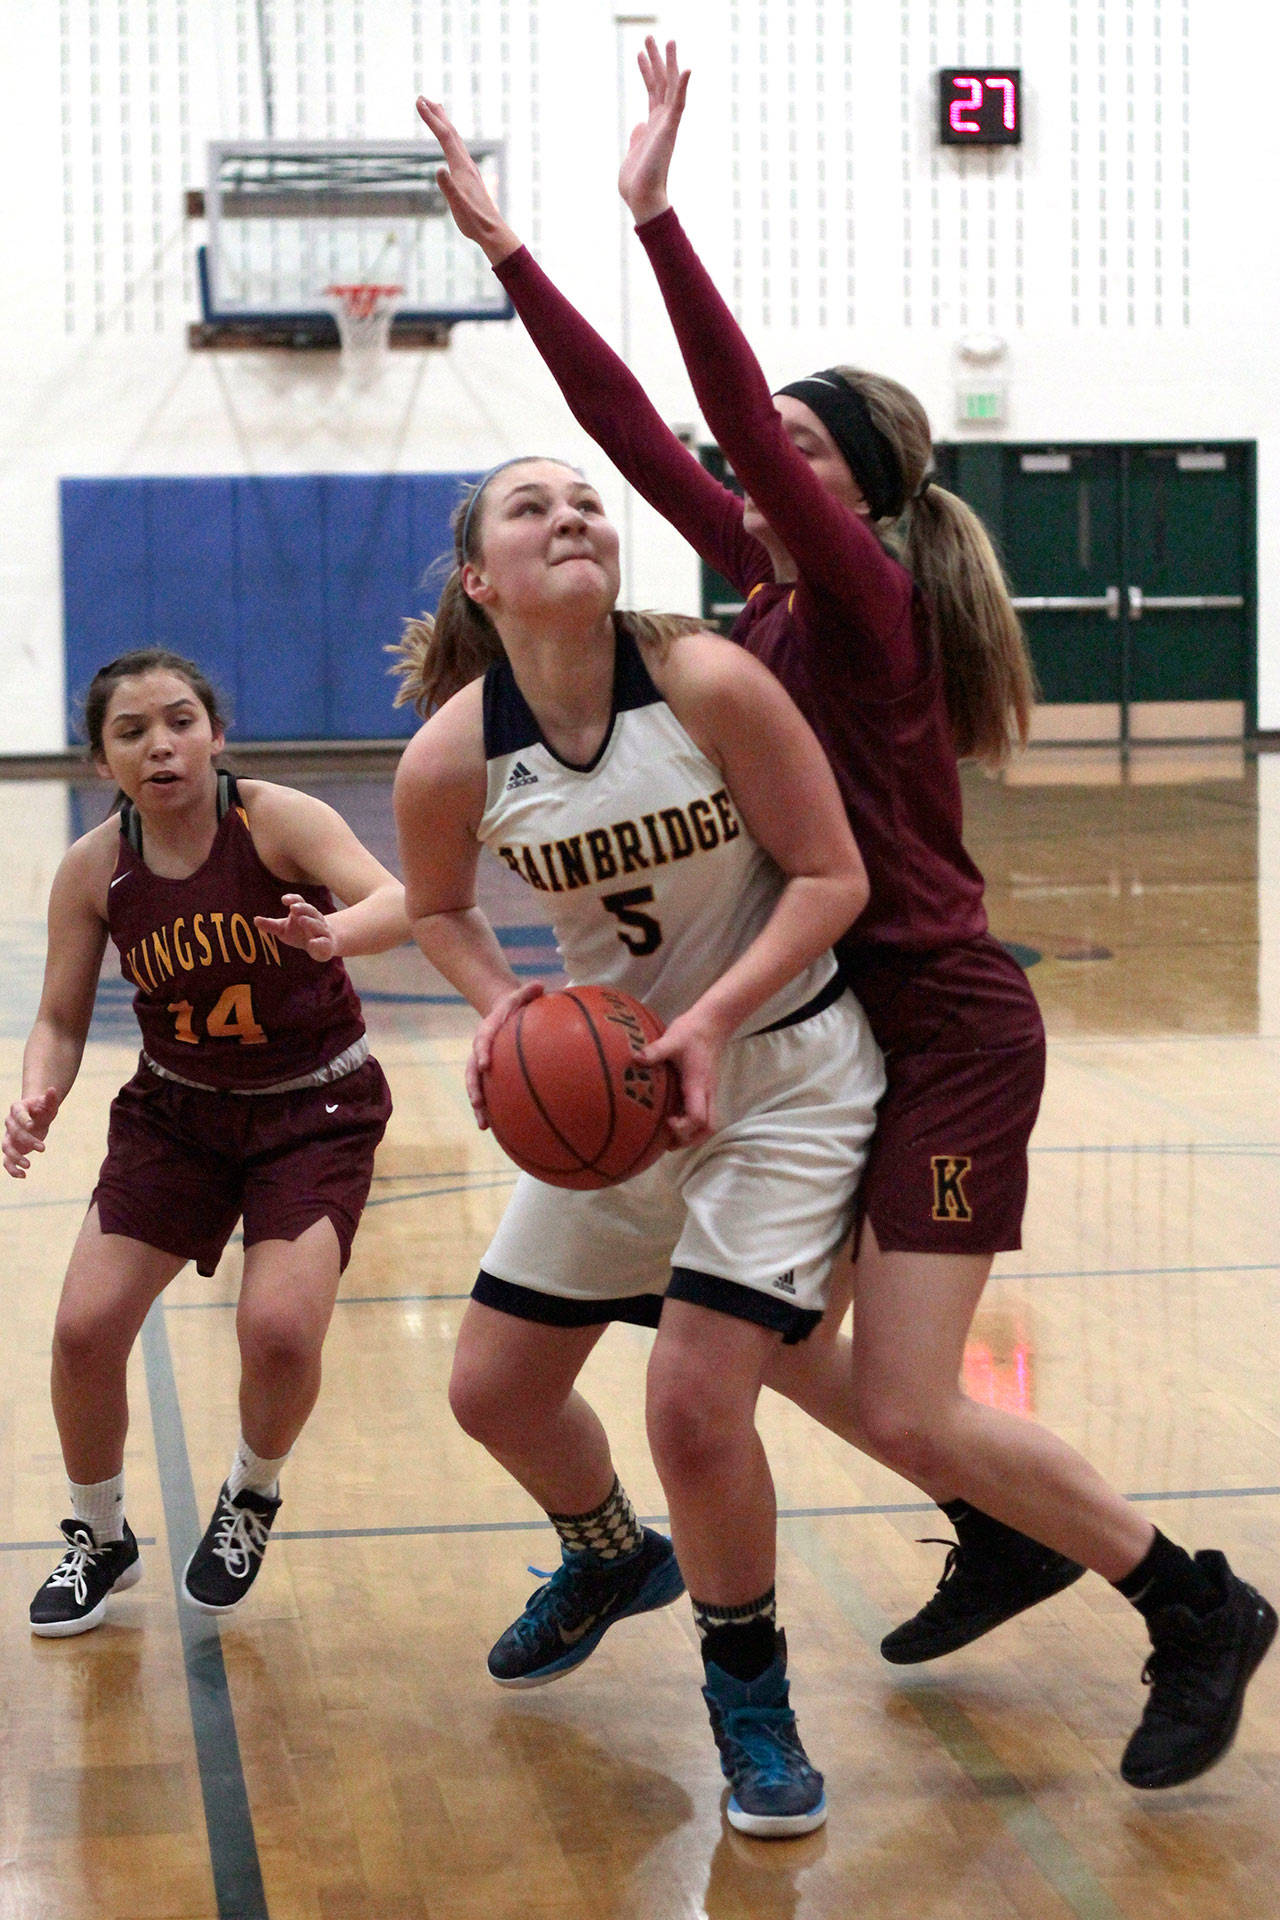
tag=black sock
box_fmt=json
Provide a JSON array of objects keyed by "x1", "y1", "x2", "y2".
[
  {"x1": 1112, "y1": 1529, "x2": 1219, "y2": 1622},
  {"x1": 693, "y1": 1586, "x2": 779, "y2": 1682},
  {"x1": 942, "y1": 1499, "x2": 1042, "y2": 1557},
  {"x1": 700, "y1": 1617, "x2": 778, "y2": 1682},
  {"x1": 941, "y1": 1497, "x2": 985, "y2": 1538}
]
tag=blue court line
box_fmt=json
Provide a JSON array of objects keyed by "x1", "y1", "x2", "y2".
[
  {"x1": 1029, "y1": 1142, "x2": 1280, "y2": 1155},
  {"x1": 5, "y1": 1484, "x2": 1274, "y2": 1557},
  {"x1": 992, "y1": 1261, "x2": 1279, "y2": 1281},
  {"x1": 165, "y1": 1292, "x2": 475, "y2": 1311},
  {"x1": 786, "y1": 1519, "x2": 1129, "y2": 1920},
  {"x1": 0, "y1": 1172, "x2": 519, "y2": 1215},
  {"x1": 5, "y1": 1140, "x2": 1277, "y2": 1217},
  {"x1": 359, "y1": 966, "x2": 552, "y2": 1002},
  {"x1": 495, "y1": 924, "x2": 558, "y2": 947},
  {"x1": 3, "y1": 1534, "x2": 159, "y2": 1554},
  {"x1": 370, "y1": 1166, "x2": 499, "y2": 1182},
  {"x1": 361, "y1": 1176, "x2": 516, "y2": 1210},
  {"x1": 160, "y1": 1258, "x2": 1279, "y2": 1317},
  {"x1": 263, "y1": 1482, "x2": 1280, "y2": 1543},
  {"x1": 140, "y1": 1305, "x2": 268, "y2": 1920}
]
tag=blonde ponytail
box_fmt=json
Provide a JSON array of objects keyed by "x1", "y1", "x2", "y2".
[
  {"x1": 834, "y1": 366, "x2": 1036, "y2": 768},
  {"x1": 897, "y1": 483, "x2": 1036, "y2": 765},
  {"x1": 389, "y1": 569, "x2": 505, "y2": 716}
]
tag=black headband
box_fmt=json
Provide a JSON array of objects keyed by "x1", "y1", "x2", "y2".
[{"x1": 776, "y1": 370, "x2": 906, "y2": 521}]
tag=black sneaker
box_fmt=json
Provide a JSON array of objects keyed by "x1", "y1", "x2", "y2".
[
  {"x1": 30, "y1": 1520, "x2": 141, "y2": 1637},
  {"x1": 487, "y1": 1526, "x2": 684, "y2": 1687},
  {"x1": 183, "y1": 1482, "x2": 281, "y2": 1614},
  {"x1": 880, "y1": 1532, "x2": 1086, "y2": 1663},
  {"x1": 702, "y1": 1637, "x2": 827, "y2": 1837},
  {"x1": 1120, "y1": 1550, "x2": 1277, "y2": 1789}
]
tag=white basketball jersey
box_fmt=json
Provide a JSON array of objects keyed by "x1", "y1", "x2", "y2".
[{"x1": 477, "y1": 623, "x2": 837, "y2": 1029}]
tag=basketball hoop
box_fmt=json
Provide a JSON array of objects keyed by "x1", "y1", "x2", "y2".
[{"x1": 322, "y1": 283, "x2": 404, "y2": 384}]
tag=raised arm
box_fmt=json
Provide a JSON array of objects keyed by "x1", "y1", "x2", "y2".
[
  {"x1": 621, "y1": 40, "x2": 917, "y2": 662},
  {"x1": 415, "y1": 94, "x2": 769, "y2": 597}
]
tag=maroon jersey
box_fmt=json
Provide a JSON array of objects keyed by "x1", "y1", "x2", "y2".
[
  {"x1": 494, "y1": 218, "x2": 988, "y2": 952},
  {"x1": 105, "y1": 777, "x2": 366, "y2": 1091}
]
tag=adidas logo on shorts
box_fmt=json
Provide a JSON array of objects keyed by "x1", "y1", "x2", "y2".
[
  {"x1": 505, "y1": 760, "x2": 539, "y2": 791},
  {"x1": 774, "y1": 1269, "x2": 797, "y2": 1295}
]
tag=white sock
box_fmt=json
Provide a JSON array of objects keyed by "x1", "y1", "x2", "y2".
[
  {"x1": 227, "y1": 1436, "x2": 289, "y2": 1502},
  {"x1": 70, "y1": 1473, "x2": 125, "y2": 1543}
]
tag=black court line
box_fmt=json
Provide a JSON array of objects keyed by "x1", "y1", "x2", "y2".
[{"x1": 140, "y1": 1304, "x2": 268, "y2": 1920}]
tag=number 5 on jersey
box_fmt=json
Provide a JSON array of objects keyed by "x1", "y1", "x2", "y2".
[
  {"x1": 168, "y1": 983, "x2": 267, "y2": 1046},
  {"x1": 601, "y1": 885, "x2": 664, "y2": 957}
]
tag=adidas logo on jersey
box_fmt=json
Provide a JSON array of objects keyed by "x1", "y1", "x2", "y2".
[
  {"x1": 773, "y1": 1269, "x2": 797, "y2": 1295},
  {"x1": 505, "y1": 760, "x2": 539, "y2": 791}
]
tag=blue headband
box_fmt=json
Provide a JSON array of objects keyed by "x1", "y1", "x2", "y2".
[{"x1": 457, "y1": 457, "x2": 586, "y2": 561}]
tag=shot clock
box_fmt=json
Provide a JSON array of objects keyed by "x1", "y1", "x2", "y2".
[{"x1": 938, "y1": 69, "x2": 1022, "y2": 146}]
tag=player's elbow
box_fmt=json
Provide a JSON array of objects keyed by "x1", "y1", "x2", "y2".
[
  {"x1": 816, "y1": 857, "x2": 868, "y2": 944},
  {"x1": 842, "y1": 857, "x2": 871, "y2": 928}
]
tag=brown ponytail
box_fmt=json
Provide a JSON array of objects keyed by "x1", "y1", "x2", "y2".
[{"x1": 834, "y1": 367, "x2": 1036, "y2": 768}]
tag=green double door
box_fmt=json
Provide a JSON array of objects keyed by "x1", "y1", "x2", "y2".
[{"x1": 936, "y1": 442, "x2": 1255, "y2": 740}]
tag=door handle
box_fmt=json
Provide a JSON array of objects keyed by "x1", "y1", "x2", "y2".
[
  {"x1": 1010, "y1": 587, "x2": 1120, "y2": 620},
  {"x1": 1126, "y1": 590, "x2": 1244, "y2": 619}
]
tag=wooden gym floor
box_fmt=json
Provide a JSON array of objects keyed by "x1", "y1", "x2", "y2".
[{"x1": 1, "y1": 743, "x2": 1277, "y2": 1920}]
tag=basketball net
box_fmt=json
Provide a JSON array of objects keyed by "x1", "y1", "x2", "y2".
[{"x1": 322, "y1": 283, "x2": 404, "y2": 386}]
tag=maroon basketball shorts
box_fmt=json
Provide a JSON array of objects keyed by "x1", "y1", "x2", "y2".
[
  {"x1": 91, "y1": 1056, "x2": 392, "y2": 1275},
  {"x1": 839, "y1": 934, "x2": 1046, "y2": 1256}
]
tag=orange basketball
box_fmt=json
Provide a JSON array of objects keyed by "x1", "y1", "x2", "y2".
[{"x1": 481, "y1": 985, "x2": 676, "y2": 1189}]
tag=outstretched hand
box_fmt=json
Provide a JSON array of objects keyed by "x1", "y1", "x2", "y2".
[
  {"x1": 3, "y1": 1087, "x2": 60, "y2": 1179},
  {"x1": 618, "y1": 36, "x2": 690, "y2": 225},
  {"x1": 415, "y1": 95, "x2": 522, "y2": 265},
  {"x1": 255, "y1": 893, "x2": 337, "y2": 962}
]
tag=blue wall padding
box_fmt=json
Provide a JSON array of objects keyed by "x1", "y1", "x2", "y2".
[
  {"x1": 60, "y1": 472, "x2": 478, "y2": 741},
  {"x1": 236, "y1": 476, "x2": 329, "y2": 737}
]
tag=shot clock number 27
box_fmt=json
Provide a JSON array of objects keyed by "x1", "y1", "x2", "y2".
[{"x1": 938, "y1": 69, "x2": 1022, "y2": 146}]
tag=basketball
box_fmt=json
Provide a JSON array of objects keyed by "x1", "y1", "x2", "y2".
[{"x1": 481, "y1": 985, "x2": 676, "y2": 1189}]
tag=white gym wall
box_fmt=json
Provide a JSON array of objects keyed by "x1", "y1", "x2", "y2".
[{"x1": 1, "y1": 1, "x2": 1276, "y2": 751}]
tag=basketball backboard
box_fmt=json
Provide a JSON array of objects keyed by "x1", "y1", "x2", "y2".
[{"x1": 190, "y1": 138, "x2": 511, "y2": 348}]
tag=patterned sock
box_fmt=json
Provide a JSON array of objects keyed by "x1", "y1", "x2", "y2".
[
  {"x1": 227, "y1": 1436, "x2": 290, "y2": 1502},
  {"x1": 693, "y1": 1586, "x2": 779, "y2": 1682},
  {"x1": 548, "y1": 1476, "x2": 644, "y2": 1560},
  {"x1": 1113, "y1": 1528, "x2": 1220, "y2": 1621},
  {"x1": 70, "y1": 1472, "x2": 126, "y2": 1544}
]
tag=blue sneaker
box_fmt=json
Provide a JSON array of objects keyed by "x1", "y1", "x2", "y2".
[
  {"x1": 702, "y1": 1640, "x2": 827, "y2": 1837},
  {"x1": 487, "y1": 1526, "x2": 684, "y2": 1688}
]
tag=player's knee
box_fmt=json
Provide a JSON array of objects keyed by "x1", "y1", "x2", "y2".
[
  {"x1": 646, "y1": 1365, "x2": 742, "y2": 1484},
  {"x1": 447, "y1": 1352, "x2": 517, "y2": 1448},
  {"x1": 52, "y1": 1301, "x2": 127, "y2": 1376},
  {"x1": 852, "y1": 1386, "x2": 950, "y2": 1483},
  {"x1": 239, "y1": 1304, "x2": 319, "y2": 1383}
]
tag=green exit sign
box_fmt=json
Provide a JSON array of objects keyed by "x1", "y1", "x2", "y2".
[{"x1": 956, "y1": 383, "x2": 1007, "y2": 426}]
